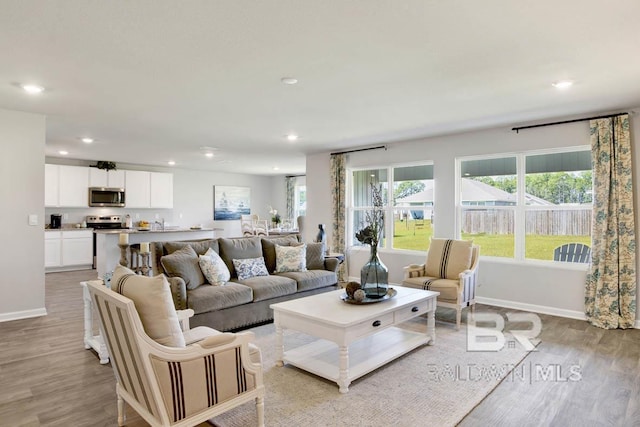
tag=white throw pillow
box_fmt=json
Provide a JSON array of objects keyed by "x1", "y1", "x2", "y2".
[
  {"x1": 232, "y1": 257, "x2": 269, "y2": 280},
  {"x1": 198, "y1": 248, "x2": 230, "y2": 286},
  {"x1": 111, "y1": 265, "x2": 185, "y2": 348},
  {"x1": 275, "y1": 244, "x2": 307, "y2": 273}
]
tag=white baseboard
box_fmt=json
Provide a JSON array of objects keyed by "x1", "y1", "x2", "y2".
[
  {"x1": 475, "y1": 296, "x2": 587, "y2": 321},
  {"x1": 0, "y1": 308, "x2": 47, "y2": 323}
]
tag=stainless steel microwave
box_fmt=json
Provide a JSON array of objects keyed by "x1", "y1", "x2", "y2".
[{"x1": 89, "y1": 187, "x2": 126, "y2": 207}]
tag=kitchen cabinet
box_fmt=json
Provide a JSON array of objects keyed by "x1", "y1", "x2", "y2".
[
  {"x1": 45, "y1": 229, "x2": 93, "y2": 270},
  {"x1": 45, "y1": 164, "x2": 90, "y2": 207},
  {"x1": 89, "y1": 169, "x2": 125, "y2": 188},
  {"x1": 126, "y1": 170, "x2": 173, "y2": 208},
  {"x1": 44, "y1": 231, "x2": 62, "y2": 267},
  {"x1": 125, "y1": 170, "x2": 151, "y2": 208},
  {"x1": 44, "y1": 164, "x2": 59, "y2": 207},
  {"x1": 150, "y1": 172, "x2": 173, "y2": 208}
]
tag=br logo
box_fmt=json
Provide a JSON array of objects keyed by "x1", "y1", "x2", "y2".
[{"x1": 466, "y1": 312, "x2": 541, "y2": 352}]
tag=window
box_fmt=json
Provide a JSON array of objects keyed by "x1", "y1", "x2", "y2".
[
  {"x1": 294, "y1": 185, "x2": 306, "y2": 218},
  {"x1": 458, "y1": 148, "x2": 592, "y2": 262},
  {"x1": 349, "y1": 163, "x2": 433, "y2": 252}
]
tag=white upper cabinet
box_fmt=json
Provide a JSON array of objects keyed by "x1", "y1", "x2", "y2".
[
  {"x1": 89, "y1": 169, "x2": 126, "y2": 188},
  {"x1": 44, "y1": 164, "x2": 60, "y2": 207},
  {"x1": 125, "y1": 170, "x2": 151, "y2": 208},
  {"x1": 58, "y1": 166, "x2": 90, "y2": 207},
  {"x1": 150, "y1": 172, "x2": 173, "y2": 208}
]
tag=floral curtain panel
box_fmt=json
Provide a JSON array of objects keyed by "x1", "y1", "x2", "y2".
[
  {"x1": 330, "y1": 153, "x2": 347, "y2": 281},
  {"x1": 285, "y1": 176, "x2": 295, "y2": 222},
  {"x1": 586, "y1": 114, "x2": 636, "y2": 329}
]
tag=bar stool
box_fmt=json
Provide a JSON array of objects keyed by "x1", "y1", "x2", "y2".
[{"x1": 129, "y1": 244, "x2": 142, "y2": 274}]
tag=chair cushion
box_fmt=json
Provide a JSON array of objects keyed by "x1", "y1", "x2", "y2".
[
  {"x1": 187, "y1": 282, "x2": 253, "y2": 314},
  {"x1": 275, "y1": 244, "x2": 307, "y2": 273},
  {"x1": 161, "y1": 245, "x2": 206, "y2": 290},
  {"x1": 306, "y1": 242, "x2": 325, "y2": 270},
  {"x1": 261, "y1": 235, "x2": 300, "y2": 272},
  {"x1": 111, "y1": 265, "x2": 185, "y2": 347},
  {"x1": 425, "y1": 238, "x2": 473, "y2": 280},
  {"x1": 198, "y1": 248, "x2": 231, "y2": 286},
  {"x1": 233, "y1": 257, "x2": 270, "y2": 280},
  {"x1": 402, "y1": 276, "x2": 460, "y2": 301}
]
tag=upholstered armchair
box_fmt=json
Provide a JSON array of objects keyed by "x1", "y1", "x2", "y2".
[
  {"x1": 403, "y1": 238, "x2": 480, "y2": 329},
  {"x1": 87, "y1": 270, "x2": 265, "y2": 427}
]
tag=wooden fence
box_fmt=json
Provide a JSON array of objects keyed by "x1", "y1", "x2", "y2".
[{"x1": 461, "y1": 209, "x2": 591, "y2": 236}]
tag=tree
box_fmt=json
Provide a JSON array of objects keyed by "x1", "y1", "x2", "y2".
[{"x1": 394, "y1": 181, "x2": 425, "y2": 202}]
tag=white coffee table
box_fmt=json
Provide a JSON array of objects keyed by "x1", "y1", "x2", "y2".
[{"x1": 271, "y1": 285, "x2": 439, "y2": 393}]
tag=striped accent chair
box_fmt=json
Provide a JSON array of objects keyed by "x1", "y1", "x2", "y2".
[
  {"x1": 403, "y1": 239, "x2": 480, "y2": 330},
  {"x1": 87, "y1": 282, "x2": 265, "y2": 427}
]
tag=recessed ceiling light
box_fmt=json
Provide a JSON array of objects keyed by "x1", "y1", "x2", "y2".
[
  {"x1": 273, "y1": 166, "x2": 280, "y2": 171},
  {"x1": 59, "y1": 150, "x2": 68, "y2": 155},
  {"x1": 205, "y1": 152, "x2": 214, "y2": 158},
  {"x1": 21, "y1": 84, "x2": 44, "y2": 94},
  {"x1": 281, "y1": 77, "x2": 298, "y2": 85},
  {"x1": 81, "y1": 137, "x2": 94, "y2": 144},
  {"x1": 286, "y1": 134, "x2": 299, "y2": 142},
  {"x1": 552, "y1": 80, "x2": 573, "y2": 89},
  {"x1": 168, "y1": 161, "x2": 176, "y2": 166}
]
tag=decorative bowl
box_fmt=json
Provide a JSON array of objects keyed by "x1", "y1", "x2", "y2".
[{"x1": 340, "y1": 287, "x2": 397, "y2": 305}]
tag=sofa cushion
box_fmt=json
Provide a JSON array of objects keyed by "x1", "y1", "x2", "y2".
[
  {"x1": 111, "y1": 265, "x2": 185, "y2": 347},
  {"x1": 165, "y1": 239, "x2": 219, "y2": 256},
  {"x1": 261, "y1": 236, "x2": 300, "y2": 272},
  {"x1": 161, "y1": 245, "x2": 206, "y2": 290},
  {"x1": 277, "y1": 270, "x2": 338, "y2": 292},
  {"x1": 235, "y1": 275, "x2": 297, "y2": 302},
  {"x1": 199, "y1": 248, "x2": 230, "y2": 286},
  {"x1": 232, "y1": 257, "x2": 269, "y2": 280},
  {"x1": 218, "y1": 237, "x2": 262, "y2": 278},
  {"x1": 425, "y1": 238, "x2": 473, "y2": 280},
  {"x1": 402, "y1": 276, "x2": 460, "y2": 301},
  {"x1": 306, "y1": 242, "x2": 325, "y2": 270},
  {"x1": 275, "y1": 244, "x2": 307, "y2": 273},
  {"x1": 187, "y1": 282, "x2": 254, "y2": 314}
]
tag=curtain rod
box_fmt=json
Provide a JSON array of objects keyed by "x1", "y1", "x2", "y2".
[
  {"x1": 285, "y1": 174, "x2": 305, "y2": 178},
  {"x1": 330, "y1": 145, "x2": 387, "y2": 156},
  {"x1": 512, "y1": 112, "x2": 628, "y2": 133}
]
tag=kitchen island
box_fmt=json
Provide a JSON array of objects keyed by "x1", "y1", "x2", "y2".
[{"x1": 95, "y1": 228, "x2": 216, "y2": 279}]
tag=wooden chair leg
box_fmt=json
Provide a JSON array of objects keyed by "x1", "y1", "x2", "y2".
[
  {"x1": 117, "y1": 388, "x2": 126, "y2": 426},
  {"x1": 256, "y1": 395, "x2": 265, "y2": 427}
]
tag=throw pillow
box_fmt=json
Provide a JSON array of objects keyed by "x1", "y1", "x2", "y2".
[
  {"x1": 305, "y1": 242, "x2": 325, "y2": 270},
  {"x1": 111, "y1": 265, "x2": 185, "y2": 348},
  {"x1": 275, "y1": 244, "x2": 307, "y2": 273},
  {"x1": 199, "y1": 247, "x2": 230, "y2": 286},
  {"x1": 232, "y1": 257, "x2": 269, "y2": 281},
  {"x1": 425, "y1": 238, "x2": 473, "y2": 280},
  {"x1": 160, "y1": 245, "x2": 205, "y2": 290}
]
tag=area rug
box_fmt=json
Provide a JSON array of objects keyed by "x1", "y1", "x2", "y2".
[{"x1": 210, "y1": 318, "x2": 529, "y2": 427}]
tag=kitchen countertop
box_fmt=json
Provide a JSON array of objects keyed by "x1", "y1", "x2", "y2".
[
  {"x1": 93, "y1": 227, "x2": 215, "y2": 234},
  {"x1": 45, "y1": 227, "x2": 94, "y2": 231}
]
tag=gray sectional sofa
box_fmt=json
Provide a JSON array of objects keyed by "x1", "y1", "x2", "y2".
[{"x1": 151, "y1": 235, "x2": 339, "y2": 331}]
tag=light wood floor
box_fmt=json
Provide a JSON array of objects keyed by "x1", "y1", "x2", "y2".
[{"x1": 1, "y1": 270, "x2": 638, "y2": 426}]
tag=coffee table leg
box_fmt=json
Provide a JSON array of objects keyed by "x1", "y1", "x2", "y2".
[
  {"x1": 275, "y1": 319, "x2": 284, "y2": 367},
  {"x1": 427, "y1": 309, "x2": 436, "y2": 345},
  {"x1": 338, "y1": 345, "x2": 350, "y2": 393}
]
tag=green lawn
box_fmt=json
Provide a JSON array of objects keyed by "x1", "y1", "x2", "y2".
[{"x1": 393, "y1": 219, "x2": 590, "y2": 260}]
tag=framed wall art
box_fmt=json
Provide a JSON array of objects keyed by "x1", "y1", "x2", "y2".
[{"x1": 213, "y1": 185, "x2": 251, "y2": 220}]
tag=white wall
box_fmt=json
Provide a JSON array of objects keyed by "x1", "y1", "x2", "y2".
[
  {"x1": 0, "y1": 109, "x2": 46, "y2": 321},
  {"x1": 307, "y1": 112, "x2": 640, "y2": 323},
  {"x1": 306, "y1": 153, "x2": 333, "y2": 244}
]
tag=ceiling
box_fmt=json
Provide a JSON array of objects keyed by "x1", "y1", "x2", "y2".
[{"x1": 2, "y1": 1, "x2": 640, "y2": 176}]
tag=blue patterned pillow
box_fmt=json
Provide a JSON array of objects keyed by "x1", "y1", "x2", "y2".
[
  {"x1": 275, "y1": 244, "x2": 307, "y2": 273},
  {"x1": 198, "y1": 248, "x2": 230, "y2": 286},
  {"x1": 232, "y1": 257, "x2": 269, "y2": 280}
]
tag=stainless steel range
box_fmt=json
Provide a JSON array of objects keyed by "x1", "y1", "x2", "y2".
[{"x1": 86, "y1": 215, "x2": 125, "y2": 268}]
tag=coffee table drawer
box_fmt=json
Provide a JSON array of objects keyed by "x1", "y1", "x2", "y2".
[
  {"x1": 351, "y1": 312, "x2": 394, "y2": 339},
  {"x1": 394, "y1": 299, "x2": 432, "y2": 323}
]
